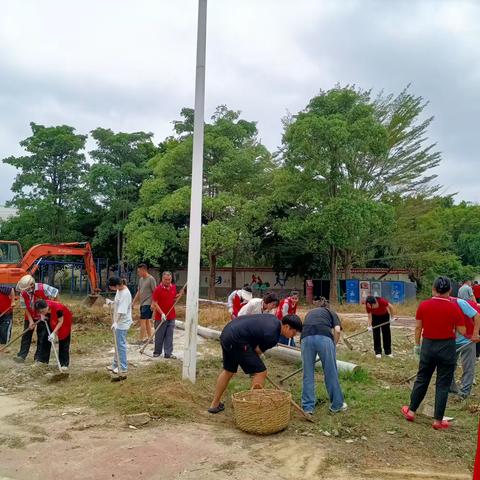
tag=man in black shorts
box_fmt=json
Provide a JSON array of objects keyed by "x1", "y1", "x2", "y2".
[{"x1": 208, "y1": 313, "x2": 303, "y2": 414}]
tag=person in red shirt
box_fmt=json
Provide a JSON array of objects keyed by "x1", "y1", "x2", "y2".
[
  {"x1": 473, "y1": 281, "x2": 480, "y2": 302},
  {"x1": 227, "y1": 286, "x2": 252, "y2": 319},
  {"x1": 34, "y1": 299, "x2": 72, "y2": 371},
  {"x1": 277, "y1": 290, "x2": 299, "y2": 346},
  {"x1": 151, "y1": 271, "x2": 181, "y2": 359},
  {"x1": 365, "y1": 296, "x2": 394, "y2": 358},
  {"x1": 401, "y1": 276, "x2": 467, "y2": 430}
]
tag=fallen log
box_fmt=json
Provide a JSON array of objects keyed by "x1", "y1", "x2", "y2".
[{"x1": 174, "y1": 320, "x2": 358, "y2": 373}]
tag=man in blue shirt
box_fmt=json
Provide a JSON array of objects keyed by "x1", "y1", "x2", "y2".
[{"x1": 208, "y1": 313, "x2": 302, "y2": 414}]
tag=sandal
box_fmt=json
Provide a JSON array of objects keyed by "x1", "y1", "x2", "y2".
[
  {"x1": 401, "y1": 406, "x2": 415, "y2": 422},
  {"x1": 208, "y1": 402, "x2": 225, "y2": 414}
]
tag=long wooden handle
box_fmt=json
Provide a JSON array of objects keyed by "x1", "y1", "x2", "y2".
[
  {"x1": 266, "y1": 375, "x2": 314, "y2": 422},
  {"x1": 344, "y1": 318, "x2": 395, "y2": 341},
  {"x1": 139, "y1": 282, "x2": 187, "y2": 354}
]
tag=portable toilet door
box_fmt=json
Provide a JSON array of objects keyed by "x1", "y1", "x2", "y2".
[
  {"x1": 371, "y1": 281, "x2": 382, "y2": 297},
  {"x1": 360, "y1": 281, "x2": 370, "y2": 304},
  {"x1": 346, "y1": 279, "x2": 360, "y2": 304}
]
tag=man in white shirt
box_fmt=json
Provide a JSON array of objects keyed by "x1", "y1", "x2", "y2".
[
  {"x1": 458, "y1": 280, "x2": 476, "y2": 302},
  {"x1": 107, "y1": 276, "x2": 132, "y2": 380},
  {"x1": 238, "y1": 292, "x2": 279, "y2": 316}
]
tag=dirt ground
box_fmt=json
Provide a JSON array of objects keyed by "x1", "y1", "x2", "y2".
[{"x1": 0, "y1": 305, "x2": 476, "y2": 480}]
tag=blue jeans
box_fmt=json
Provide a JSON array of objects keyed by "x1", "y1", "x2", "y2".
[
  {"x1": 112, "y1": 328, "x2": 128, "y2": 372},
  {"x1": 0, "y1": 312, "x2": 13, "y2": 344},
  {"x1": 301, "y1": 335, "x2": 345, "y2": 412}
]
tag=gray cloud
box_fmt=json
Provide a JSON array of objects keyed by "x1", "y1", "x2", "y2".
[{"x1": 0, "y1": 0, "x2": 478, "y2": 205}]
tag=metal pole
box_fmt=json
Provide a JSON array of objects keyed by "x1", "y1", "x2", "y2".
[{"x1": 182, "y1": 0, "x2": 208, "y2": 383}]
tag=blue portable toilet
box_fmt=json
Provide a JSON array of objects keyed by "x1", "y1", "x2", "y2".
[
  {"x1": 346, "y1": 279, "x2": 360, "y2": 304},
  {"x1": 382, "y1": 281, "x2": 405, "y2": 304}
]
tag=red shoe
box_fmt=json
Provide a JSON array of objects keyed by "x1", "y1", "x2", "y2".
[
  {"x1": 432, "y1": 420, "x2": 450, "y2": 430},
  {"x1": 401, "y1": 406, "x2": 415, "y2": 422}
]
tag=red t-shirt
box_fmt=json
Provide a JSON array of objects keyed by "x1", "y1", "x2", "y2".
[
  {"x1": 43, "y1": 300, "x2": 72, "y2": 340},
  {"x1": 416, "y1": 297, "x2": 465, "y2": 340},
  {"x1": 366, "y1": 297, "x2": 389, "y2": 316},
  {"x1": 152, "y1": 283, "x2": 177, "y2": 321},
  {"x1": 473, "y1": 285, "x2": 480, "y2": 300},
  {"x1": 276, "y1": 297, "x2": 297, "y2": 320}
]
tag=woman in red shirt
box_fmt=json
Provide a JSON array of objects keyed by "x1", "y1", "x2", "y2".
[
  {"x1": 401, "y1": 276, "x2": 466, "y2": 430},
  {"x1": 365, "y1": 296, "x2": 394, "y2": 358}
]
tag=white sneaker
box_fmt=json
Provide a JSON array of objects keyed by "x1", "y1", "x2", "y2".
[
  {"x1": 60, "y1": 366, "x2": 69, "y2": 372},
  {"x1": 375, "y1": 354, "x2": 382, "y2": 359},
  {"x1": 330, "y1": 402, "x2": 348, "y2": 413},
  {"x1": 106, "y1": 366, "x2": 118, "y2": 374},
  {"x1": 386, "y1": 354, "x2": 394, "y2": 358}
]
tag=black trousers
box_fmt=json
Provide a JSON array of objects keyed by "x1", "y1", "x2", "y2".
[
  {"x1": 17, "y1": 319, "x2": 48, "y2": 362},
  {"x1": 409, "y1": 338, "x2": 456, "y2": 421},
  {"x1": 42, "y1": 334, "x2": 71, "y2": 367},
  {"x1": 372, "y1": 313, "x2": 391, "y2": 355}
]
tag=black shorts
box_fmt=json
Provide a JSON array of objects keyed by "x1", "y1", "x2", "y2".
[
  {"x1": 221, "y1": 340, "x2": 266, "y2": 375},
  {"x1": 140, "y1": 305, "x2": 153, "y2": 320}
]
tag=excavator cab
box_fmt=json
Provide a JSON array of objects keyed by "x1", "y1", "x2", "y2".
[{"x1": 0, "y1": 241, "x2": 23, "y2": 265}]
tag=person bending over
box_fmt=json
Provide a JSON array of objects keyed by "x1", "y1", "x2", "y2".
[
  {"x1": 237, "y1": 292, "x2": 279, "y2": 316},
  {"x1": 365, "y1": 295, "x2": 394, "y2": 358},
  {"x1": 208, "y1": 314, "x2": 303, "y2": 414},
  {"x1": 301, "y1": 297, "x2": 347, "y2": 415}
]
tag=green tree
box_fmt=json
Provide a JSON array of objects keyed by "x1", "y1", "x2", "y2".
[
  {"x1": 88, "y1": 128, "x2": 158, "y2": 267},
  {"x1": 125, "y1": 106, "x2": 272, "y2": 298},
  {"x1": 1, "y1": 122, "x2": 88, "y2": 247}
]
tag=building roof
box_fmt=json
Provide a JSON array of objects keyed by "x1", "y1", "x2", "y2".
[{"x1": 0, "y1": 206, "x2": 18, "y2": 221}]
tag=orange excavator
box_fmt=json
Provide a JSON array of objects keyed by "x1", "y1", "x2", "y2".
[{"x1": 0, "y1": 241, "x2": 100, "y2": 300}]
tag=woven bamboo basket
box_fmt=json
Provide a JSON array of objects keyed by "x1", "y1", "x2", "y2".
[{"x1": 232, "y1": 389, "x2": 291, "y2": 435}]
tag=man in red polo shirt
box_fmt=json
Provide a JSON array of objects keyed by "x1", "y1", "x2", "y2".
[{"x1": 151, "y1": 271, "x2": 180, "y2": 359}]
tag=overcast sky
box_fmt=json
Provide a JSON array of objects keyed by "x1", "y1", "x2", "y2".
[{"x1": 0, "y1": 0, "x2": 478, "y2": 205}]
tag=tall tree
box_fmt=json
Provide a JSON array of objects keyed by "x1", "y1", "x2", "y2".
[
  {"x1": 125, "y1": 106, "x2": 272, "y2": 298},
  {"x1": 1, "y1": 122, "x2": 88, "y2": 247},
  {"x1": 88, "y1": 128, "x2": 158, "y2": 267}
]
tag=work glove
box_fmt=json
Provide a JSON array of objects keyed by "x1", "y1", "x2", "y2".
[
  {"x1": 228, "y1": 307, "x2": 233, "y2": 315},
  {"x1": 111, "y1": 322, "x2": 118, "y2": 330},
  {"x1": 161, "y1": 313, "x2": 167, "y2": 322},
  {"x1": 105, "y1": 298, "x2": 114, "y2": 305},
  {"x1": 48, "y1": 333, "x2": 57, "y2": 343},
  {"x1": 367, "y1": 326, "x2": 373, "y2": 332},
  {"x1": 413, "y1": 345, "x2": 421, "y2": 357}
]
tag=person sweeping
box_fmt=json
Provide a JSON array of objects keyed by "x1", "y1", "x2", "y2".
[
  {"x1": 208, "y1": 313, "x2": 303, "y2": 414},
  {"x1": 401, "y1": 276, "x2": 467, "y2": 430},
  {"x1": 14, "y1": 274, "x2": 59, "y2": 364},
  {"x1": 34, "y1": 299, "x2": 72, "y2": 371},
  {"x1": 365, "y1": 295, "x2": 395, "y2": 358}
]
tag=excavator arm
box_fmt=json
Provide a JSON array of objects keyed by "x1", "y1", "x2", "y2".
[{"x1": 21, "y1": 242, "x2": 100, "y2": 294}]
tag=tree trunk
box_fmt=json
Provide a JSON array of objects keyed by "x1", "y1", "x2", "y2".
[
  {"x1": 343, "y1": 249, "x2": 352, "y2": 280},
  {"x1": 208, "y1": 252, "x2": 217, "y2": 300},
  {"x1": 231, "y1": 246, "x2": 237, "y2": 291},
  {"x1": 116, "y1": 230, "x2": 122, "y2": 276},
  {"x1": 329, "y1": 245, "x2": 338, "y2": 304}
]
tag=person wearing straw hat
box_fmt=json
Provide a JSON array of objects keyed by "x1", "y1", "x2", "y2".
[
  {"x1": 0, "y1": 285, "x2": 15, "y2": 350},
  {"x1": 34, "y1": 299, "x2": 73, "y2": 372},
  {"x1": 14, "y1": 274, "x2": 59, "y2": 364},
  {"x1": 227, "y1": 285, "x2": 253, "y2": 319},
  {"x1": 208, "y1": 313, "x2": 303, "y2": 414}
]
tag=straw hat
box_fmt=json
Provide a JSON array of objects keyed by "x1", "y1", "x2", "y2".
[{"x1": 16, "y1": 274, "x2": 35, "y2": 292}]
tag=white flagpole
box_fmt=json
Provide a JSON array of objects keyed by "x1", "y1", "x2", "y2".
[{"x1": 182, "y1": 0, "x2": 208, "y2": 383}]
